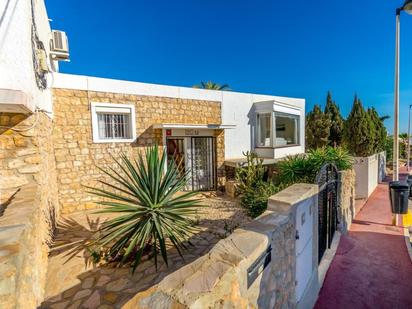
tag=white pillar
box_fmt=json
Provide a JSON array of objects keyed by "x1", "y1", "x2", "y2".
[{"x1": 393, "y1": 10, "x2": 401, "y2": 181}]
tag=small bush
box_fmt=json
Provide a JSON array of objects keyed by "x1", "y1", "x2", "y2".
[
  {"x1": 240, "y1": 181, "x2": 279, "y2": 218},
  {"x1": 236, "y1": 151, "x2": 280, "y2": 217},
  {"x1": 235, "y1": 151, "x2": 266, "y2": 192},
  {"x1": 275, "y1": 154, "x2": 315, "y2": 185}
]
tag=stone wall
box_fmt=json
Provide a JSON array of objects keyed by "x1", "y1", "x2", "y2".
[
  {"x1": 0, "y1": 112, "x2": 58, "y2": 308},
  {"x1": 338, "y1": 169, "x2": 356, "y2": 233},
  {"x1": 122, "y1": 184, "x2": 319, "y2": 309},
  {"x1": 52, "y1": 88, "x2": 223, "y2": 214}
]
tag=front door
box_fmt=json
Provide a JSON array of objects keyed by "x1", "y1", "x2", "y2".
[
  {"x1": 190, "y1": 137, "x2": 216, "y2": 191},
  {"x1": 166, "y1": 136, "x2": 217, "y2": 191}
]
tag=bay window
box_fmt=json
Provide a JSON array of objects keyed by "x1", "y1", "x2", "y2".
[{"x1": 256, "y1": 111, "x2": 300, "y2": 147}]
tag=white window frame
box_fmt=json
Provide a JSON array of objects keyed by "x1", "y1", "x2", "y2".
[
  {"x1": 273, "y1": 112, "x2": 300, "y2": 148},
  {"x1": 255, "y1": 111, "x2": 301, "y2": 148},
  {"x1": 91, "y1": 102, "x2": 136, "y2": 143},
  {"x1": 256, "y1": 112, "x2": 273, "y2": 147}
]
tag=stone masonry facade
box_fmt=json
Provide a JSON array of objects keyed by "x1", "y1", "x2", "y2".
[
  {"x1": 0, "y1": 112, "x2": 59, "y2": 308},
  {"x1": 338, "y1": 169, "x2": 356, "y2": 233},
  {"x1": 52, "y1": 88, "x2": 224, "y2": 214}
]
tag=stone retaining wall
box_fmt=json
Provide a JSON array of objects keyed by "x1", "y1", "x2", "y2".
[
  {"x1": 52, "y1": 89, "x2": 224, "y2": 214},
  {"x1": 123, "y1": 184, "x2": 319, "y2": 309},
  {"x1": 0, "y1": 112, "x2": 58, "y2": 308},
  {"x1": 338, "y1": 169, "x2": 356, "y2": 233}
]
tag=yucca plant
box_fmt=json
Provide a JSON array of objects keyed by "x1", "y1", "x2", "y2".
[{"x1": 86, "y1": 146, "x2": 202, "y2": 272}]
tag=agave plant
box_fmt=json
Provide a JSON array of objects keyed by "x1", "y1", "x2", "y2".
[
  {"x1": 324, "y1": 146, "x2": 353, "y2": 170},
  {"x1": 86, "y1": 146, "x2": 201, "y2": 271},
  {"x1": 276, "y1": 146, "x2": 353, "y2": 186},
  {"x1": 276, "y1": 154, "x2": 315, "y2": 185}
]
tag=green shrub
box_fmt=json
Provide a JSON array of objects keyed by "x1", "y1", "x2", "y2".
[
  {"x1": 86, "y1": 146, "x2": 202, "y2": 272},
  {"x1": 308, "y1": 147, "x2": 353, "y2": 171},
  {"x1": 240, "y1": 181, "x2": 279, "y2": 218},
  {"x1": 235, "y1": 151, "x2": 280, "y2": 217},
  {"x1": 235, "y1": 151, "x2": 266, "y2": 192},
  {"x1": 275, "y1": 154, "x2": 315, "y2": 185},
  {"x1": 276, "y1": 146, "x2": 353, "y2": 186}
]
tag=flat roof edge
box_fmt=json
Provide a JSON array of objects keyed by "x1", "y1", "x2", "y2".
[{"x1": 52, "y1": 73, "x2": 305, "y2": 103}]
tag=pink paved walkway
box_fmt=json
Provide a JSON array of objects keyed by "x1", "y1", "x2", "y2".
[{"x1": 315, "y1": 170, "x2": 412, "y2": 309}]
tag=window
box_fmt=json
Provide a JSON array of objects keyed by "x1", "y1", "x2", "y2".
[
  {"x1": 91, "y1": 103, "x2": 136, "y2": 143},
  {"x1": 274, "y1": 112, "x2": 299, "y2": 147},
  {"x1": 257, "y1": 113, "x2": 272, "y2": 147},
  {"x1": 255, "y1": 111, "x2": 300, "y2": 148}
]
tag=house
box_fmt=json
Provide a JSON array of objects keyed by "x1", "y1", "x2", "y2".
[
  {"x1": 50, "y1": 74, "x2": 305, "y2": 212},
  {"x1": 1, "y1": 1, "x2": 305, "y2": 212},
  {"x1": 0, "y1": 1, "x2": 304, "y2": 306},
  {"x1": 0, "y1": 0, "x2": 305, "y2": 212}
]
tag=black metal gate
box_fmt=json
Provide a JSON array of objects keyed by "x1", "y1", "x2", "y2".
[{"x1": 316, "y1": 163, "x2": 339, "y2": 263}]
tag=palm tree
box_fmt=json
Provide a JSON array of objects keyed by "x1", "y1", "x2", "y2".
[
  {"x1": 379, "y1": 115, "x2": 390, "y2": 122},
  {"x1": 193, "y1": 81, "x2": 230, "y2": 90}
]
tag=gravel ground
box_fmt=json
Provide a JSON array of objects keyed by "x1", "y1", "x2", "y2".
[{"x1": 42, "y1": 195, "x2": 251, "y2": 308}]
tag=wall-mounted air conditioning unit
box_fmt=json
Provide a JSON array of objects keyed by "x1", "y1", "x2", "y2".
[{"x1": 50, "y1": 30, "x2": 69, "y2": 61}]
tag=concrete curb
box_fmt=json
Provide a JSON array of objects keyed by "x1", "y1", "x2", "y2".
[
  {"x1": 403, "y1": 227, "x2": 412, "y2": 263},
  {"x1": 311, "y1": 231, "x2": 341, "y2": 308},
  {"x1": 318, "y1": 231, "x2": 341, "y2": 288}
]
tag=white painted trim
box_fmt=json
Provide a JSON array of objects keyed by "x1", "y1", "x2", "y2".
[
  {"x1": 254, "y1": 100, "x2": 302, "y2": 114},
  {"x1": 255, "y1": 112, "x2": 273, "y2": 148},
  {"x1": 90, "y1": 102, "x2": 136, "y2": 143},
  {"x1": 153, "y1": 123, "x2": 236, "y2": 129}
]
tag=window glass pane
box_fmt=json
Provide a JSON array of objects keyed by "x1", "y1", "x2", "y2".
[
  {"x1": 96, "y1": 113, "x2": 131, "y2": 139},
  {"x1": 274, "y1": 112, "x2": 299, "y2": 146},
  {"x1": 257, "y1": 113, "x2": 271, "y2": 147}
]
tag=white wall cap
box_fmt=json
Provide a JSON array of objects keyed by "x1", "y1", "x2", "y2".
[{"x1": 0, "y1": 89, "x2": 34, "y2": 113}]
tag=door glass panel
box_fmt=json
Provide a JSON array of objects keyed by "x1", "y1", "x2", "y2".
[
  {"x1": 166, "y1": 138, "x2": 186, "y2": 180},
  {"x1": 191, "y1": 137, "x2": 216, "y2": 191}
]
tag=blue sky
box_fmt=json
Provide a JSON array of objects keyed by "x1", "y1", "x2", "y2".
[{"x1": 46, "y1": 0, "x2": 412, "y2": 134}]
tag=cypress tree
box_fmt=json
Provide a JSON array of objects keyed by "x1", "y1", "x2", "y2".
[
  {"x1": 324, "y1": 91, "x2": 344, "y2": 147},
  {"x1": 367, "y1": 107, "x2": 387, "y2": 153},
  {"x1": 344, "y1": 96, "x2": 375, "y2": 157},
  {"x1": 306, "y1": 104, "x2": 331, "y2": 150}
]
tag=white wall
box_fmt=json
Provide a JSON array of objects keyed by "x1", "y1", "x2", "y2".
[
  {"x1": 353, "y1": 155, "x2": 379, "y2": 199},
  {"x1": 221, "y1": 91, "x2": 305, "y2": 159},
  {"x1": 0, "y1": 0, "x2": 54, "y2": 114}
]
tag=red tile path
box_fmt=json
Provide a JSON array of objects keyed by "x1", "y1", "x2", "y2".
[{"x1": 315, "y1": 169, "x2": 412, "y2": 309}]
